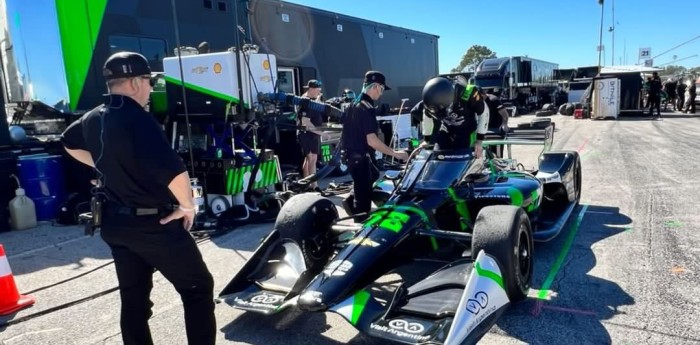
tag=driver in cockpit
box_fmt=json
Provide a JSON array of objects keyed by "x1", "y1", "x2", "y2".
[{"x1": 410, "y1": 77, "x2": 489, "y2": 157}]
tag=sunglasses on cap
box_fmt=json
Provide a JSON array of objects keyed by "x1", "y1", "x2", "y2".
[{"x1": 139, "y1": 75, "x2": 156, "y2": 87}]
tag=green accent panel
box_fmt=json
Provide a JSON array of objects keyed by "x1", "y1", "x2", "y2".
[
  {"x1": 447, "y1": 187, "x2": 471, "y2": 231},
  {"x1": 475, "y1": 261, "x2": 505, "y2": 290},
  {"x1": 225, "y1": 160, "x2": 279, "y2": 194},
  {"x1": 351, "y1": 290, "x2": 370, "y2": 325},
  {"x1": 164, "y1": 76, "x2": 250, "y2": 108},
  {"x1": 527, "y1": 189, "x2": 540, "y2": 212},
  {"x1": 150, "y1": 91, "x2": 168, "y2": 114},
  {"x1": 462, "y1": 84, "x2": 477, "y2": 101},
  {"x1": 226, "y1": 168, "x2": 235, "y2": 193},
  {"x1": 430, "y1": 237, "x2": 439, "y2": 251},
  {"x1": 470, "y1": 131, "x2": 477, "y2": 147},
  {"x1": 55, "y1": 0, "x2": 108, "y2": 111},
  {"x1": 508, "y1": 188, "x2": 524, "y2": 206}
]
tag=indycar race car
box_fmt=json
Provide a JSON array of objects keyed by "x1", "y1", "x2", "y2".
[{"x1": 217, "y1": 121, "x2": 582, "y2": 344}]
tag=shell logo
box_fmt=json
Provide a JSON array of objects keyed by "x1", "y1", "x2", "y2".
[
  {"x1": 262, "y1": 60, "x2": 270, "y2": 70},
  {"x1": 213, "y1": 63, "x2": 222, "y2": 74}
]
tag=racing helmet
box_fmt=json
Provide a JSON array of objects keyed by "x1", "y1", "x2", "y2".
[
  {"x1": 422, "y1": 77, "x2": 454, "y2": 117},
  {"x1": 342, "y1": 88, "x2": 356, "y2": 100}
]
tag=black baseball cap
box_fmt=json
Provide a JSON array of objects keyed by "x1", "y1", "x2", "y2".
[
  {"x1": 364, "y1": 71, "x2": 391, "y2": 90},
  {"x1": 102, "y1": 52, "x2": 152, "y2": 80},
  {"x1": 304, "y1": 79, "x2": 323, "y2": 88}
]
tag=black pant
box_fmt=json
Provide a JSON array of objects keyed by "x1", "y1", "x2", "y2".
[
  {"x1": 347, "y1": 154, "x2": 379, "y2": 222},
  {"x1": 648, "y1": 96, "x2": 660, "y2": 116},
  {"x1": 678, "y1": 95, "x2": 685, "y2": 111},
  {"x1": 688, "y1": 95, "x2": 696, "y2": 113},
  {"x1": 101, "y1": 206, "x2": 216, "y2": 345}
]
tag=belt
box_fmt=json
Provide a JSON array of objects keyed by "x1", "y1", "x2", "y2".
[
  {"x1": 110, "y1": 205, "x2": 176, "y2": 217},
  {"x1": 348, "y1": 152, "x2": 369, "y2": 160}
]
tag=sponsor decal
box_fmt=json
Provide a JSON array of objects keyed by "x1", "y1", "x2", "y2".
[
  {"x1": 263, "y1": 59, "x2": 270, "y2": 70},
  {"x1": 250, "y1": 294, "x2": 283, "y2": 304},
  {"x1": 348, "y1": 236, "x2": 380, "y2": 247},
  {"x1": 438, "y1": 154, "x2": 470, "y2": 160},
  {"x1": 465, "y1": 291, "x2": 489, "y2": 315},
  {"x1": 234, "y1": 294, "x2": 283, "y2": 310},
  {"x1": 213, "y1": 63, "x2": 222, "y2": 74},
  {"x1": 323, "y1": 260, "x2": 353, "y2": 276},
  {"x1": 191, "y1": 66, "x2": 209, "y2": 74},
  {"x1": 370, "y1": 319, "x2": 430, "y2": 342},
  {"x1": 474, "y1": 194, "x2": 510, "y2": 200}
]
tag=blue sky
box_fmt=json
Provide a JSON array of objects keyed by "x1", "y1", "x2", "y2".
[{"x1": 286, "y1": 0, "x2": 700, "y2": 73}]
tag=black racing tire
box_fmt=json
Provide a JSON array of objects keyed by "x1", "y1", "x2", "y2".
[
  {"x1": 573, "y1": 154, "x2": 582, "y2": 205},
  {"x1": 471, "y1": 205, "x2": 533, "y2": 303},
  {"x1": 558, "y1": 104, "x2": 567, "y2": 115},
  {"x1": 274, "y1": 193, "x2": 338, "y2": 269},
  {"x1": 542, "y1": 103, "x2": 553, "y2": 111},
  {"x1": 564, "y1": 103, "x2": 575, "y2": 115}
]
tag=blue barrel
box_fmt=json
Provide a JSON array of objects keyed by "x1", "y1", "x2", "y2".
[{"x1": 17, "y1": 154, "x2": 66, "y2": 221}]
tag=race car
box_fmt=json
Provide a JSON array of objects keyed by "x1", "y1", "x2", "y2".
[{"x1": 217, "y1": 121, "x2": 582, "y2": 344}]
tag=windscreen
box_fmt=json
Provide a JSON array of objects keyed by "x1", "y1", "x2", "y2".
[{"x1": 413, "y1": 155, "x2": 473, "y2": 190}]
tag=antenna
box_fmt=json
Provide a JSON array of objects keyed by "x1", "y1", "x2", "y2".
[{"x1": 170, "y1": 0, "x2": 195, "y2": 177}]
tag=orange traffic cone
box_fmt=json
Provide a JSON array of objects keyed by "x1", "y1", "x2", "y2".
[{"x1": 0, "y1": 244, "x2": 35, "y2": 315}]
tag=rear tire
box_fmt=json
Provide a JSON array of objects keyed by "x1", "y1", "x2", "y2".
[
  {"x1": 274, "y1": 193, "x2": 338, "y2": 269},
  {"x1": 471, "y1": 205, "x2": 533, "y2": 302}
]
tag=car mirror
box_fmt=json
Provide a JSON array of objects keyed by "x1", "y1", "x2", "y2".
[{"x1": 384, "y1": 170, "x2": 402, "y2": 180}]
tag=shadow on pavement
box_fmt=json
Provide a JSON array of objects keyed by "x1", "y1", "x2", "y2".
[
  {"x1": 497, "y1": 204, "x2": 635, "y2": 344},
  {"x1": 221, "y1": 308, "x2": 386, "y2": 345}
]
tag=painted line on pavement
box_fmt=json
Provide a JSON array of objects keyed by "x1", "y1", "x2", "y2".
[
  {"x1": 531, "y1": 204, "x2": 588, "y2": 316},
  {"x1": 541, "y1": 304, "x2": 597, "y2": 316},
  {"x1": 577, "y1": 138, "x2": 590, "y2": 153}
]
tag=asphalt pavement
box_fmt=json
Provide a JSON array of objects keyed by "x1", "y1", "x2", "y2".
[{"x1": 1, "y1": 110, "x2": 700, "y2": 345}]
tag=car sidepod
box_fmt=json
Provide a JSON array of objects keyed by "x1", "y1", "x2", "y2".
[{"x1": 533, "y1": 151, "x2": 582, "y2": 241}]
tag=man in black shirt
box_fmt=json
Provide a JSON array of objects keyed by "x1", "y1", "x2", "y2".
[
  {"x1": 342, "y1": 71, "x2": 408, "y2": 221},
  {"x1": 687, "y1": 82, "x2": 697, "y2": 114},
  {"x1": 484, "y1": 88, "x2": 510, "y2": 157},
  {"x1": 648, "y1": 72, "x2": 662, "y2": 118},
  {"x1": 298, "y1": 80, "x2": 328, "y2": 191},
  {"x1": 61, "y1": 52, "x2": 215, "y2": 345},
  {"x1": 677, "y1": 79, "x2": 687, "y2": 112}
]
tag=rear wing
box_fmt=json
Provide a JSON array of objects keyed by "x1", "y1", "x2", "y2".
[{"x1": 482, "y1": 120, "x2": 554, "y2": 159}]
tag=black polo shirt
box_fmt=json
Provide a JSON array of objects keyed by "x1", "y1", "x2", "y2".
[
  {"x1": 61, "y1": 95, "x2": 186, "y2": 208},
  {"x1": 342, "y1": 93, "x2": 377, "y2": 156},
  {"x1": 485, "y1": 94, "x2": 505, "y2": 130}
]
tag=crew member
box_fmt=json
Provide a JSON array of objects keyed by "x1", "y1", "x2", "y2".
[
  {"x1": 61, "y1": 52, "x2": 216, "y2": 345},
  {"x1": 342, "y1": 71, "x2": 408, "y2": 221},
  {"x1": 297, "y1": 80, "x2": 328, "y2": 191},
  {"x1": 648, "y1": 72, "x2": 662, "y2": 118},
  {"x1": 677, "y1": 78, "x2": 687, "y2": 112},
  {"x1": 484, "y1": 88, "x2": 510, "y2": 157},
  {"x1": 419, "y1": 76, "x2": 489, "y2": 156},
  {"x1": 687, "y1": 81, "x2": 697, "y2": 114},
  {"x1": 326, "y1": 88, "x2": 356, "y2": 115}
]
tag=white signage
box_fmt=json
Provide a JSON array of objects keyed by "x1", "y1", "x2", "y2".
[
  {"x1": 644, "y1": 59, "x2": 654, "y2": 67},
  {"x1": 592, "y1": 78, "x2": 620, "y2": 119},
  {"x1": 639, "y1": 48, "x2": 651, "y2": 60}
]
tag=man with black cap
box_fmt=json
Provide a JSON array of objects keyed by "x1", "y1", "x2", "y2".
[
  {"x1": 60, "y1": 51, "x2": 216, "y2": 345},
  {"x1": 297, "y1": 79, "x2": 328, "y2": 191},
  {"x1": 342, "y1": 71, "x2": 409, "y2": 221}
]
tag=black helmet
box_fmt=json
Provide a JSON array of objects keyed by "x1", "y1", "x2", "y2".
[
  {"x1": 342, "y1": 88, "x2": 356, "y2": 99},
  {"x1": 422, "y1": 77, "x2": 454, "y2": 115}
]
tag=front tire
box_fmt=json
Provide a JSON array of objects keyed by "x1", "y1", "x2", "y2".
[
  {"x1": 471, "y1": 205, "x2": 534, "y2": 302},
  {"x1": 274, "y1": 194, "x2": 338, "y2": 269}
]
